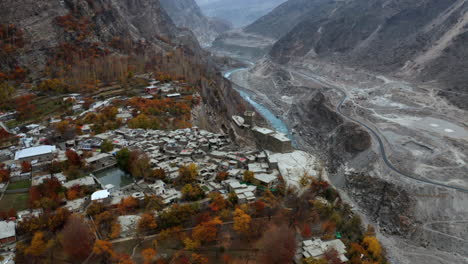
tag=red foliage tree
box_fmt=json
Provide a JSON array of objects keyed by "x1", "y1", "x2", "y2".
[
  {"x1": 302, "y1": 223, "x2": 312, "y2": 238},
  {"x1": 15, "y1": 94, "x2": 36, "y2": 120},
  {"x1": 257, "y1": 225, "x2": 297, "y2": 264},
  {"x1": 253, "y1": 200, "x2": 266, "y2": 215},
  {"x1": 61, "y1": 215, "x2": 94, "y2": 261},
  {"x1": 0, "y1": 163, "x2": 10, "y2": 183},
  {"x1": 66, "y1": 149, "x2": 82, "y2": 167},
  {"x1": 324, "y1": 248, "x2": 343, "y2": 264},
  {"x1": 21, "y1": 161, "x2": 31, "y2": 173}
]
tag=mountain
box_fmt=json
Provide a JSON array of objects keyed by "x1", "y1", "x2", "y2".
[
  {"x1": 159, "y1": 0, "x2": 231, "y2": 47},
  {"x1": 0, "y1": 0, "x2": 247, "y2": 130},
  {"x1": 195, "y1": 0, "x2": 287, "y2": 28},
  {"x1": 267, "y1": 0, "x2": 468, "y2": 109},
  {"x1": 244, "y1": 0, "x2": 335, "y2": 40}
]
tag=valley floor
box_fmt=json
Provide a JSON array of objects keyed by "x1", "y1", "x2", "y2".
[{"x1": 223, "y1": 55, "x2": 468, "y2": 264}]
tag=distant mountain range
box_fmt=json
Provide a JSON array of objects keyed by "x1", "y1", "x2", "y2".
[
  {"x1": 160, "y1": 0, "x2": 231, "y2": 47},
  {"x1": 195, "y1": 0, "x2": 287, "y2": 28},
  {"x1": 245, "y1": 0, "x2": 468, "y2": 109}
]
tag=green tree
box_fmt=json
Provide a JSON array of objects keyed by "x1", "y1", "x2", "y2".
[
  {"x1": 0, "y1": 82, "x2": 14, "y2": 103},
  {"x1": 243, "y1": 170, "x2": 255, "y2": 183},
  {"x1": 181, "y1": 184, "x2": 206, "y2": 201},
  {"x1": 130, "y1": 154, "x2": 151, "y2": 179},
  {"x1": 101, "y1": 139, "x2": 114, "y2": 153},
  {"x1": 177, "y1": 163, "x2": 198, "y2": 185},
  {"x1": 116, "y1": 148, "x2": 131, "y2": 172}
]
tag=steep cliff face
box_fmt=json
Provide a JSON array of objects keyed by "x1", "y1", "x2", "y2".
[
  {"x1": 267, "y1": 0, "x2": 468, "y2": 108},
  {"x1": 159, "y1": 0, "x2": 231, "y2": 47},
  {"x1": 0, "y1": 0, "x2": 186, "y2": 77}
]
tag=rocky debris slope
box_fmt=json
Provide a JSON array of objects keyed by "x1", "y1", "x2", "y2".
[
  {"x1": 288, "y1": 90, "x2": 372, "y2": 170},
  {"x1": 267, "y1": 0, "x2": 468, "y2": 109},
  {"x1": 346, "y1": 172, "x2": 415, "y2": 236},
  {"x1": 159, "y1": 0, "x2": 231, "y2": 47}
]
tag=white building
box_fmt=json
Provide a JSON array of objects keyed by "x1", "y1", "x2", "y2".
[
  {"x1": 0, "y1": 221, "x2": 16, "y2": 245},
  {"x1": 14, "y1": 145, "x2": 57, "y2": 162},
  {"x1": 91, "y1": 189, "x2": 111, "y2": 202},
  {"x1": 301, "y1": 239, "x2": 348, "y2": 262}
]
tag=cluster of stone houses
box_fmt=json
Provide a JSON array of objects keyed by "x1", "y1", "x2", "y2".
[
  {"x1": 144, "y1": 79, "x2": 188, "y2": 98},
  {"x1": 85, "y1": 127, "x2": 285, "y2": 208},
  {"x1": 0, "y1": 84, "x2": 349, "y2": 261}
]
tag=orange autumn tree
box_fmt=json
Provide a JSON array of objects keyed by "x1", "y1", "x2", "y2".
[
  {"x1": 192, "y1": 217, "x2": 223, "y2": 244},
  {"x1": 208, "y1": 192, "x2": 228, "y2": 212},
  {"x1": 233, "y1": 208, "x2": 251, "y2": 235},
  {"x1": 141, "y1": 248, "x2": 157, "y2": 264},
  {"x1": 137, "y1": 212, "x2": 158, "y2": 234},
  {"x1": 118, "y1": 196, "x2": 138, "y2": 214},
  {"x1": 93, "y1": 240, "x2": 116, "y2": 261},
  {"x1": 25, "y1": 232, "x2": 48, "y2": 258},
  {"x1": 190, "y1": 253, "x2": 209, "y2": 264},
  {"x1": 363, "y1": 236, "x2": 383, "y2": 259}
]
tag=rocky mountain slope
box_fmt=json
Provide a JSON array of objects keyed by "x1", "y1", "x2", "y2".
[
  {"x1": 0, "y1": 0, "x2": 247, "y2": 132},
  {"x1": 159, "y1": 0, "x2": 231, "y2": 47},
  {"x1": 195, "y1": 0, "x2": 286, "y2": 28},
  {"x1": 244, "y1": 0, "x2": 335, "y2": 39},
  {"x1": 267, "y1": 0, "x2": 468, "y2": 109}
]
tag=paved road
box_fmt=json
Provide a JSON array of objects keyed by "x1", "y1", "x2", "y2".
[{"x1": 291, "y1": 70, "x2": 468, "y2": 194}]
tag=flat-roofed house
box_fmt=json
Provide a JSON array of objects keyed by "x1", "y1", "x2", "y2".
[
  {"x1": 14, "y1": 145, "x2": 57, "y2": 163},
  {"x1": 0, "y1": 221, "x2": 16, "y2": 245},
  {"x1": 269, "y1": 133, "x2": 293, "y2": 153},
  {"x1": 254, "y1": 173, "x2": 278, "y2": 189},
  {"x1": 85, "y1": 153, "x2": 116, "y2": 171}
]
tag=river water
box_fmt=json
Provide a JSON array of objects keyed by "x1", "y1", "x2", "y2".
[{"x1": 223, "y1": 68, "x2": 293, "y2": 140}]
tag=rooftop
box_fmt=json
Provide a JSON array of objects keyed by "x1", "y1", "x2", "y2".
[
  {"x1": 252, "y1": 126, "x2": 274, "y2": 135},
  {"x1": 63, "y1": 176, "x2": 96, "y2": 188},
  {"x1": 91, "y1": 189, "x2": 110, "y2": 200},
  {"x1": 271, "y1": 133, "x2": 290, "y2": 142},
  {"x1": 85, "y1": 153, "x2": 113, "y2": 163},
  {"x1": 254, "y1": 173, "x2": 278, "y2": 184},
  {"x1": 14, "y1": 145, "x2": 56, "y2": 160},
  {"x1": 0, "y1": 221, "x2": 15, "y2": 240}
]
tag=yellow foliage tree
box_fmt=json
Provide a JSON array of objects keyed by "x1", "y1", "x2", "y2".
[
  {"x1": 363, "y1": 236, "x2": 382, "y2": 258},
  {"x1": 25, "y1": 232, "x2": 48, "y2": 257},
  {"x1": 183, "y1": 237, "x2": 201, "y2": 250},
  {"x1": 233, "y1": 208, "x2": 251, "y2": 235}
]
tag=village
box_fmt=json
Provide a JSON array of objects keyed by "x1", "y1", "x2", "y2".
[{"x1": 0, "y1": 79, "x2": 378, "y2": 264}]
